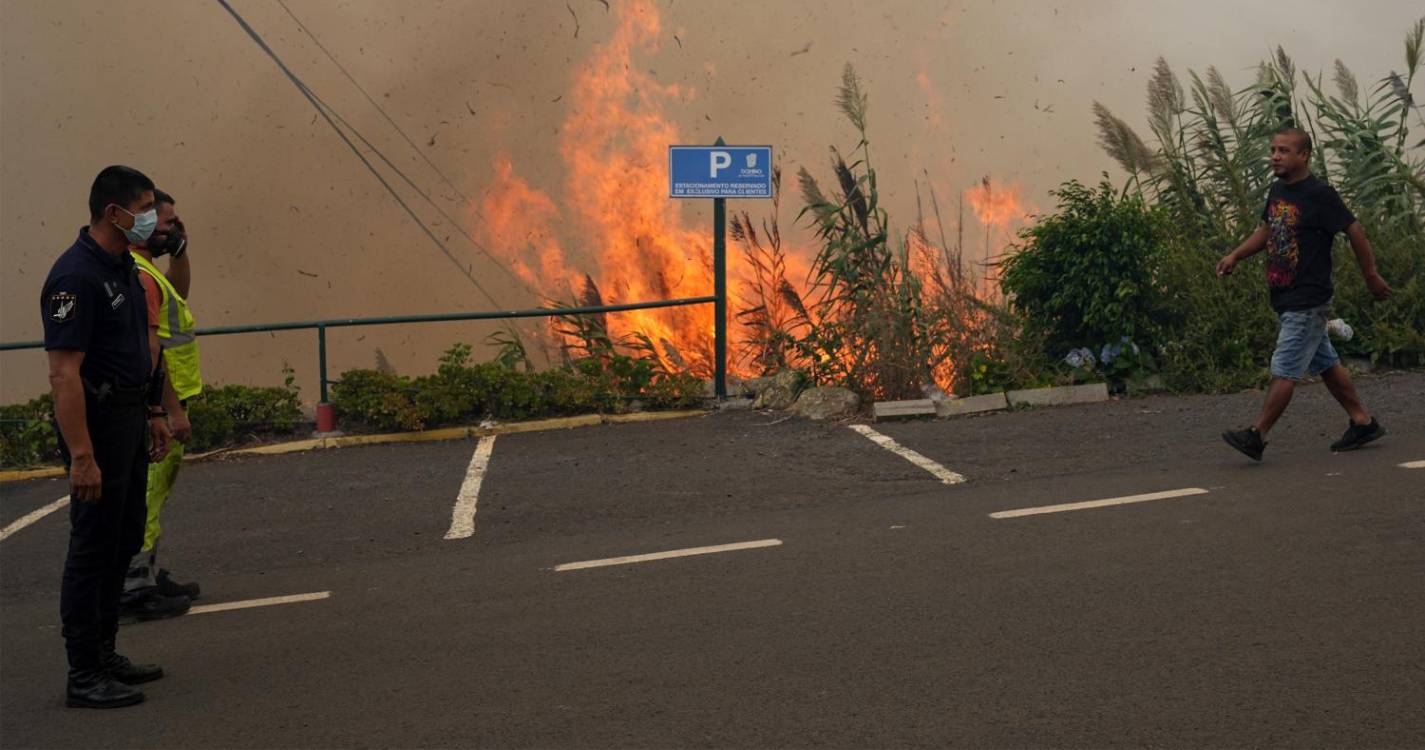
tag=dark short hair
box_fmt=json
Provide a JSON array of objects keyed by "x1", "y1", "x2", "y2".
[
  {"x1": 1273, "y1": 127, "x2": 1313, "y2": 154},
  {"x1": 88, "y1": 165, "x2": 155, "y2": 221},
  {"x1": 154, "y1": 189, "x2": 176, "y2": 206}
]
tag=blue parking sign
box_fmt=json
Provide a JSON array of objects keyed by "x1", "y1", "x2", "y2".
[{"x1": 669, "y1": 145, "x2": 773, "y2": 198}]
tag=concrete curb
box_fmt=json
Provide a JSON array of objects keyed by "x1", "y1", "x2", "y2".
[
  {"x1": 872, "y1": 399, "x2": 937, "y2": 421},
  {"x1": 935, "y1": 392, "x2": 1010, "y2": 417},
  {"x1": 0, "y1": 409, "x2": 709, "y2": 483},
  {"x1": 1006, "y1": 382, "x2": 1110, "y2": 407},
  {"x1": 0, "y1": 466, "x2": 65, "y2": 482}
]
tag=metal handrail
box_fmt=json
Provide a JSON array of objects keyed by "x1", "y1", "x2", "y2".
[{"x1": 2, "y1": 295, "x2": 722, "y2": 403}]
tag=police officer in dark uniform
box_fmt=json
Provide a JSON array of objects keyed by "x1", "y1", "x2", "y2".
[{"x1": 41, "y1": 165, "x2": 173, "y2": 709}]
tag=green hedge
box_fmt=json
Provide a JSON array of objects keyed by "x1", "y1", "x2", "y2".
[
  {"x1": 0, "y1": 382, "x2": 306, "y2": 469},
  {"x1": 331, "y1": 344, "x2": 704, "y2": 433},
  {"x1": 184, "y1": 383, "x2": 306, "y2": 452},
  {"x1": 1, "y1": 395, "x2": 58, "y2": 469},
  {"x1": 998, "y1": 178, "x2": 1424, "y2": 394},
  {"x1": 3, "y1": 344, "x2": 705, "y2": 468}
]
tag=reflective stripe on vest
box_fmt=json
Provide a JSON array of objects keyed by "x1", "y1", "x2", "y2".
[{"x1": 131, "y1": 252, "x2": 204, "y2": 399}]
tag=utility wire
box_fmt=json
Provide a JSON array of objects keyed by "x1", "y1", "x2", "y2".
[
  {"x1": 213, "y1": 0, "x2": 503, "y2": 309},
  {"x1": 307, "y1": 92, "x2": 544, "y2": 301},
  {"x1": 274, "y1": 0, "x2": 539, "y2": 299},
  {"x1": 297, "y1": 82, "x2": 542, "y2": 301}
]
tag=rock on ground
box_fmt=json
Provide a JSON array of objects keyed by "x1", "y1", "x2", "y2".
[
  {"x1": 792, "y1": 387, "x2": 861, "y2": 421},
  {"x1": 753, "y1": 370, "x2": 805, "y2": 410}
]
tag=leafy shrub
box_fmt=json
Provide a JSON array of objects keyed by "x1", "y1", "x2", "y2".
[
  {"x1": 644, "y1": 372, "x2": 706, "y2": 410},
  {"x1": 184, "y1": 382, "x2": 305, "y2": 452},
  {"x1": 332, "y1": 343, "x2": 707, "y2": 431},
  {"x1": 1000, "y1": 179, "x2": 1171, "y2": 359},
  {"x1": 1329, "y1": 224, "x2": 1425, "y2": 367},
  {"x1": 2, "y1": 380, "x2": 305, "y2": 467},
  {"x1": 331, "y1": 369, "x2": 423, "y2": 432},
  {"x1": 1, "y1": 394, "x2": 57, "y2": 469},
  {"x1": 1151, "y1": 239, "x2": 1278, "y2": 392},
  {"x1": 1090, "y1": 23, "x2": 1424, "y2": 390}
]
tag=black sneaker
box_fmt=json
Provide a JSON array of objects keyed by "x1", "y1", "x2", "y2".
[
  {"x1": 1222, "y1": 427, "x2": 1266, "y2": 461},
  {"x1": 1330, "y1": 418, "x2": 1386, "y2": 452},
  {"x1": 119, "y1": 589, "x2": 191, "y2": 624},
  {"x1": 156, "y1": 569, "x2": 200, "y2": 600}
]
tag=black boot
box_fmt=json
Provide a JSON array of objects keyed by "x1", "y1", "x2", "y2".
[
  {"x1": 119, "y1": 587, "x2": 191, "y2": 624},
  {"x1": 66, "y1": 669, "x2": 144, "y2": 709},
  {"x1": 157, "y1": 569, "x2": 201, "y2": 600},
  {"x1": 101, "y1": 650, "x2": 164, "y2": 685}
]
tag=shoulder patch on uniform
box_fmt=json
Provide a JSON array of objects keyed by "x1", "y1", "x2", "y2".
[{"x1": 49, "y1": 292, "x2": 77, "y2": 324}]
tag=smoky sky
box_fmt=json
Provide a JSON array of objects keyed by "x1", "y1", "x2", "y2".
[{"x1": 2, "y1": 0, "x2": 1418, "y2": 401}]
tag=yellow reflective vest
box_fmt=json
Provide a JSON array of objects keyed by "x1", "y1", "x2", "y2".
[{"x1": 132, "y1": 252, "x2": 203, "y2": 400}]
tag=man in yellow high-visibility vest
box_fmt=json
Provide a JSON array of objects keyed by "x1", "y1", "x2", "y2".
[{"x1": 121, "y1": 189, "x2": 203, "y2": 622}]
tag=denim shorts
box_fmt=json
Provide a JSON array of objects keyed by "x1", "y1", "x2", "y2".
[{"x1": 1270, "y1": 302, "x2": 1339, "y2": 380}]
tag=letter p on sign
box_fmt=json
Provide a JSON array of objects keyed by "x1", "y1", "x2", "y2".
[{"x1": 710, "y1": 151, "x2": 732, "y2": 178}]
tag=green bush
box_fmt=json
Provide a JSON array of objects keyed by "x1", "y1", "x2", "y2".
[
  {"x1": 1152, "y1": 239, "x2": 1278, "y2": 392},
  {"x1": 1085, "y1": 24, "x2": 1425, "y2": 391},
  {"x1": 1001, "y1": 179, "x2": 1170, "y2": 353},
  {"x1": 332, "y1": 344, "x2": 706, "y2": 431},
  {"x1": 1330, "y1": 225, "x2": 1425, "y2": 367},
  {"x1": 331, "y1": 369, "x2": 423, "y2": 432},
  {"x1": 1, "y1": 380, "x2": 305, "y2": 467},
  {"x1": 185, "y1": 383, "x2": 306, "y2": 452},
  {"x1": 644, "y1": 372, "x2": 706, "y2": 410},
  {"x1": 1, "y1": 394, "x2": 57, "y2": 469},
  {"x1": 530, "y1": 368, "x2": 618, "y2": 415}
]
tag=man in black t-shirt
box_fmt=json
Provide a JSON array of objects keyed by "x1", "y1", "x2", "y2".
[{"x1": 1215, "y1": 128, "x2": 1394, "y2": 461}]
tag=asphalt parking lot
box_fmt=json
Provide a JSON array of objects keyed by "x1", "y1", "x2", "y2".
[{"x1": 2, "y1": 372, "x2": 1423, "y2": 749}]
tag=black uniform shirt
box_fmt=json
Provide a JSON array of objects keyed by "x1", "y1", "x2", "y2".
[{"x1": 40, "y1": 227, "x2": 153, "y2": 389}]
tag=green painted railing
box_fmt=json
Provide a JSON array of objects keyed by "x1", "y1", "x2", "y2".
[{"x1": 1, "y1": 294, "x2": 725, "y2": 404}]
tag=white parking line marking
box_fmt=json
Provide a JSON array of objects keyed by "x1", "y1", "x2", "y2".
[
  {"x1": 0, "y1": 495, "x2": 69, "y2": 543},
  {"x1": 848, "y1": 424, "x2": 966, "y2": 485},
  {"x1": 188, "y1": 591, "x2": 331, "y2": 616},
  {"x1": 444, "y1": 435, "x2": 497, "y2": 540},
  {"x1": 990, "y1": 488, "x2": 1210, "y2": 519},
  {"x1": 1399, "y1": 460, "x2": 1425, "y2": 469},
  {"x1": 555, "y1": 539, "x2": 783, "y2": 572}
]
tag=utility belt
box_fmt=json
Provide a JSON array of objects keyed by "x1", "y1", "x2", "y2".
[{"x1": 82, "y1": 378, "x2": 149, "y2": 409}]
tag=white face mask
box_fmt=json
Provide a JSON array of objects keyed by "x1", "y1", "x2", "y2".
[{"x1": 111, "y1": 205, "x2": 157, "y2": 244}]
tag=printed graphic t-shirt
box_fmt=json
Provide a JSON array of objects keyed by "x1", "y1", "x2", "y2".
[{"x1": 1261, "y1": 174, "x2": 1356, "y2": 312}]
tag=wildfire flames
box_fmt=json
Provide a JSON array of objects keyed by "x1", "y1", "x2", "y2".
[
  {"x1": 474, "y1": 0, "x2": 719, "y2": 375},
  {"x1": 966, "y1": 176, "x2": 1030, "y2": 229},
  {"x1": 965, "y1": 176, "x2": 1033, "y2": 292},
  {"x1": 475, "y1": 0, "x2": 1032, "y2": 388}
]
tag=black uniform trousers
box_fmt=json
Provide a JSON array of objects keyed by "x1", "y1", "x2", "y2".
[{"x1": 57, "y1": 400, "x2": 148, "y2": 673}]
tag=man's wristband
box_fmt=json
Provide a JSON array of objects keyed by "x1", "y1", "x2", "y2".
[
  {"x1": 147, "y1": 368, "x2": 167, "y2": 408},
  {"x1": 149, "y1": 408, "x2": 168, "y2": 419}
]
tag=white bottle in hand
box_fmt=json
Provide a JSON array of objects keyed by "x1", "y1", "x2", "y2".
[{"x1": 1326, "y1": 318, "x2": 1354, "y2": 341}]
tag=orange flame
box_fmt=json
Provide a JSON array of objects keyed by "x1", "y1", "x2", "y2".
[
  {"x1": 474, "y1": 0, "x2": 1015, "y2": 390},
  {"x1": 965, "y1": 177, "x2": 1031, "y2": 229},
  {"x1": 479, "y1": 156, "x2": 575, "y2": 294},
  {"x1": 475, "y1": 0, "x2": 725, "y2": 374},
  {"x1": 964, "y1": 176, "x2": 1033, "y2": 296}
]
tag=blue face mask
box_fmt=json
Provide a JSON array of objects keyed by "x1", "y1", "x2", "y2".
[{"x1": 112, "y1": 205, "x2": 157, "y2": 244}]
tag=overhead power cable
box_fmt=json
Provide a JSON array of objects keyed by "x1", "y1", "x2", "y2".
[
  {"x1": 213, "y1": 0, "x2": 504, "y2": 309},
  {"x1": 274, "y1": 0, "x2": 539, "y2": 299}
]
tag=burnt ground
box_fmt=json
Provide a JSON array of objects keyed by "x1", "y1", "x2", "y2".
[{"x1": 1, "y1": 372, "x2": 1422, "y2": 749}]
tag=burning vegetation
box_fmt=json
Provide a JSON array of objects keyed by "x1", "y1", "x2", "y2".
[
  {"x1": 474, "y1": 0, "x2": 1025, "y2": 401},
  {"x1": 473, "y1": 2, "x2": 1421, "y2": 405}
]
